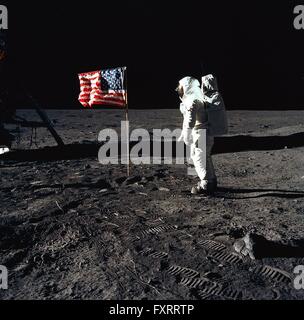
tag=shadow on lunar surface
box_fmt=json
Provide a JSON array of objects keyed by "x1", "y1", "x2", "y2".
[
  {"x1": 239, "y1": 234, "x2": 304, "y2": 259},
  {"x1": 215, "y1": 187, "x2": 304, "y2": 199},
  {"x1": 1, "y1": 132, "x2": 304, "y2": 162},
  {"x1": 213, "y1": 132, "x2": 304, "y2": 154}
]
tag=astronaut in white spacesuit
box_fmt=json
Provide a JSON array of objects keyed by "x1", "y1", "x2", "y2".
[{"x1": 176, "y1": 74, "x2": 227, "y2": 195}]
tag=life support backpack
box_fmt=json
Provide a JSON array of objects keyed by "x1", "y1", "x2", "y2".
[{"x1": 201, "y1": 75, "x2": 228, "y2": 136}]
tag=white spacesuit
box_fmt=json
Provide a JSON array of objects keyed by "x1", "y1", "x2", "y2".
[{"x1": 177, "y1": 75, "x2": 227, "y2": 194}]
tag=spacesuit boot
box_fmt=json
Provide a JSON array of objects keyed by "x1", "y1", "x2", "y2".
[{"x1": 191, "y1": 178, "x2": 217, "y2": 195}]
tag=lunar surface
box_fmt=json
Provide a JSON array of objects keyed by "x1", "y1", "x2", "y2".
[{"x1": 0, "y1": 109, "x2": 304, "y2": 300}]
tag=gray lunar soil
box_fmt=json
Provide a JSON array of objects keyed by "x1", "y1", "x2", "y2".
[{"x1": 0, "y1": 109, "x2": 304, "y2": 300}]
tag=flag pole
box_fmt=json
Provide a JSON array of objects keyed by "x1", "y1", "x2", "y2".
[{"x1": 124, "y1": 67, "x2": 130, "y2": 177}]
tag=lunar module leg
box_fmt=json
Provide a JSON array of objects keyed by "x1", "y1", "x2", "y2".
[
  {"x1": 26, "y1": 93, "x2": 64, "y2": 147},
  {"x1": 34, "y1": 107, "x2": 64, "y2": 147}
]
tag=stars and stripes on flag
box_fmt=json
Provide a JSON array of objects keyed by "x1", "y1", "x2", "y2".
[{"x1": 78, "y1": 67, "x2": 127, "y2": 108}]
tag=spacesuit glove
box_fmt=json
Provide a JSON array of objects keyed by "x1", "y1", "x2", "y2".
[{"x1": 179, "y1": 102, "x2": 186, "y2": 115}]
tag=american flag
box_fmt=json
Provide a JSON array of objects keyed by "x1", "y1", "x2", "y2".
[{"x1": 78, "y1": 67, "x2": 126, "y2": 108}]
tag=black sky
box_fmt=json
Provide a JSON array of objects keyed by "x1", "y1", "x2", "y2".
[{"x1": 8, "y1": 0, "x2": 304, "y2": 109}]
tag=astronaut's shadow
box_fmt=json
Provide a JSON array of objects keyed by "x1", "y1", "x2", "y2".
[
  {"x1": 215, "y1": 187, "x2": 304, "y2": 199},
  {"x1": 213, "y1": 131, "x2": 304, "y2": 154}
]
